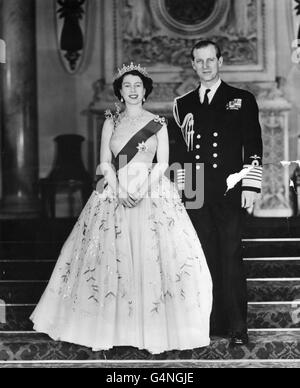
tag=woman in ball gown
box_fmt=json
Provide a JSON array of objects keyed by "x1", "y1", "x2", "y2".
[{"x1": 30, "y1": 64, "x2": 213, "y2": 355}]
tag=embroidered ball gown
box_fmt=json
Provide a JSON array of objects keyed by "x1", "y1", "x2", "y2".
[{"x1": 30, "y1": 115, "x2": 212, "y2": 354}]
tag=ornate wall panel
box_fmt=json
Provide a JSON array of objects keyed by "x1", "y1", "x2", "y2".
[
  {"x1": 254, "y1": 95, "x2": 293, "y2": 217},
  {"x1": 103, "y1": 0, "x2": 275, "y2": 84}
]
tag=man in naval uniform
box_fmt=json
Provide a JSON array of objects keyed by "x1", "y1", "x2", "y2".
[{"x1": 173, "y1": 40, "x2": 263, "y2": 346}]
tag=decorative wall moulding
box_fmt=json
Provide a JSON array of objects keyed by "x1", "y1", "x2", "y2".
[
  {"x1": 152, "y1": 0, "x2": 230, "y2": 37},
  {"x1": 103, "y1": 0, "x2": 276, "y2": 84},
  {"x1": 54, "y1": 0, "x2": 91, "y2": 74},
  {"x1": 254, "y1": 108, "x2": 293, "y2": 217}
]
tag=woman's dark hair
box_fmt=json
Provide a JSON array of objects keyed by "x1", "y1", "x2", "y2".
[
  {"x1": 191, "y1": 40, "x2": 222, "y2": 61},
  {"x1": 113, "y1": 70, "x2": 153, "y2": 102}
]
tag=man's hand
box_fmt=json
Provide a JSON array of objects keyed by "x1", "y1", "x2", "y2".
[{"x1": 241, "y1": 191, "x2": 259, "y2": 209}]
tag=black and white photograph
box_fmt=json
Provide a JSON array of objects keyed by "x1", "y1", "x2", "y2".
[{"x1": 1, "y1": 0, "x2": 300, "y2": 371}]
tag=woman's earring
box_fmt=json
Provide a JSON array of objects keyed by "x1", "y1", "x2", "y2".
[
  {"x1": 143, "y1": 97, "x2": 146, "y2": 103},
  {"x1": 121, "y1": 97, "x2": 124, "y2": 103}
]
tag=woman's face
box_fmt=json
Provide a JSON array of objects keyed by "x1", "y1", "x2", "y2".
[{"x1": 120, "y1": 74, "x2": 146, "y2": 106}]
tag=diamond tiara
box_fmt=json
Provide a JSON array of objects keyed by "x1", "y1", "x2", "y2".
[{"x1": 114, "y1": 62, "x2": 149, "y2": 80}]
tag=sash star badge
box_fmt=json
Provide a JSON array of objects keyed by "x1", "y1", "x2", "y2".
[
  {"x1": 137, "y1": 142, "x2": 148, "y2": 152},
  {"x1": 226, "y1": 99, "x2": 242, "y2": 111}
]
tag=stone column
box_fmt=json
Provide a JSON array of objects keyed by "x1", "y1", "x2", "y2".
[{"x1": 0, "y1": 0, "x2": 40, "y2": 218}]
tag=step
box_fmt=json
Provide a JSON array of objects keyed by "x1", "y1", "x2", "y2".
[
  {"x1": 1, "y1": 302, "x2": 300, "y2": 332},
  {"x1": 2, "y1": 239, "x2": 299, "y2": 261},
  {"x1": 242, "y1": 239, "x2": 300, "y2": 258},
  {"x1": 1, "y1": 217, "x2": 300, "y2": 241},
  {"x1": 0, "y1": 242, "x2": 63, "y2": 260},
  {"x1": 1, "y1": 359, "x2": 300, "y2": 368},
  {"x1": 0, "y1": 305, "x2": 35, "y2": 331},
  {"x1": 0, "y1": 219, "x2": 75, "y2": 242},
  {"x1": 247, "y1": 279, "x2": 300, "y2": 302},
  {"x1": 0, "y1": 261, "x2": 56, "y2": 281},
  {"x1": 242, "y1": 217, "x2": 300, "y2": 239},
  {"x1": 1, "y1": 258, "x2": 300, "y2": 282},
  {"x1": 0, "y1": 281, "x2": 47, "y2": 304},
  {"x1": 1, "y1": 258, "x2": 300, "y2": 281},
  {"x1": 248, "y1": 302, "x2": 300, "y2": 329},
  {"x1": 245, "y1": 258, "x2": 300, "y2": 278},
  {"x1": 1, "y1": 279, "x2": 300, "y2": 304},
  {"x1": 0, "y1": 330, "x2": 300, "y2": 361}
]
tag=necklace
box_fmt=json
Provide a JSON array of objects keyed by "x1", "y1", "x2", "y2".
[{"x1": 123, "y1": 110, "x2": 146, "y2": 124}]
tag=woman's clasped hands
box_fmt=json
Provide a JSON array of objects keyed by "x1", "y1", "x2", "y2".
[{"x1": 117, "y1": 185, "x2": 146, "y2": 208}]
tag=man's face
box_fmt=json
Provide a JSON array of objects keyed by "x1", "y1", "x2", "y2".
[{"x1": 192, "y1": 45, "x2": 223, "y2": 84}]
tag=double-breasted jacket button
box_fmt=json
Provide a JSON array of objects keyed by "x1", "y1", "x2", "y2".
[
  {"x1": 213, "y1": 164, "x2": 218, "y2": 169},
  {"x1": 196, "y1": 144, "x2": 200, "y2": 149},
  {"x1": 195, "y1": 155, "x2": 200, "y2": 160},
  {"x1": 213, "y1": 143, "x2": 218, "y2": 148},
  {"x1": 197, "y1": 134, "x2": 201, "y2": 139},
  {"x1": 213, "y1": 132, "x2": 218, "y2": 137},
  {"x1": 196, "y1": 164, "x2": 201, "y2": 170},
  {"x1": 213, "y1": 153, "x2": 218, "y2": 158}
]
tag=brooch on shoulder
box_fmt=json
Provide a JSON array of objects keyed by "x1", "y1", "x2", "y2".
[
  {"x1": 104, "y1": 103, "x2": 122, "y2": 128},
  {"x1": 154, "y1": 116, "x2": 166, "y2": 125}
]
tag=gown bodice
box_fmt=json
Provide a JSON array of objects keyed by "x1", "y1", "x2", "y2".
[{"x1": 110, "y1": 117, "x2": 160, "y2": 194}]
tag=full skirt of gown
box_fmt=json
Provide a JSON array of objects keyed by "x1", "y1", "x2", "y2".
[{"x1": 30, "y1": 176, "x2": 213, "y2": 354}]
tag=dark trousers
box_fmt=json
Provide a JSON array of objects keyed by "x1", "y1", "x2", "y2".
[{"x1": 188, "y1": 202, "x2": 248, "y2": 336}]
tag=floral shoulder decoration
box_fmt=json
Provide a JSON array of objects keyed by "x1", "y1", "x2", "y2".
[
  {"x1": 104, "y1": 103, "x2": 122, "y2": 128},
  {"x1": 154, "y1": 115, "x2": 167, "y2": 126}
]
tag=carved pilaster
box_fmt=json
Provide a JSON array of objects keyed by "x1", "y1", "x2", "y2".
[{"x1": 254, "y1": 88, "x2": 293, "y2": 217}]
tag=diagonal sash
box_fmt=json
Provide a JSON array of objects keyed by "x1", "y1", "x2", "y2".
[{"x1": 114, "y1": 119, "x2": 164, "y2": 171}]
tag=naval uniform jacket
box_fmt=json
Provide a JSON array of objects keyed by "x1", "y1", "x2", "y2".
[{"x1": 173, "y1": 81, "x2": 263, "y2": 206}]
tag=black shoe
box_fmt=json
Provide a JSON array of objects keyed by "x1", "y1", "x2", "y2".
[{"x1": 229, "y1": 332, "x2": 249, "y2": 347}]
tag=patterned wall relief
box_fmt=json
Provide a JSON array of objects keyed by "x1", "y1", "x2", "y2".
[
  {"x1": 123, "y1": 0, "x2": 256, "y2": 66},
  {"x1": 254, "y1": 93, "x2": 293, "y2": 217},
  {"x1": 115, "y1": 0, "x2": 275, "y2": 83}
]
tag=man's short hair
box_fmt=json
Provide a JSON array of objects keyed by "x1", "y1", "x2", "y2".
[{"x1": 191, "y1": 40, "x2": 222, "y2": 61}]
